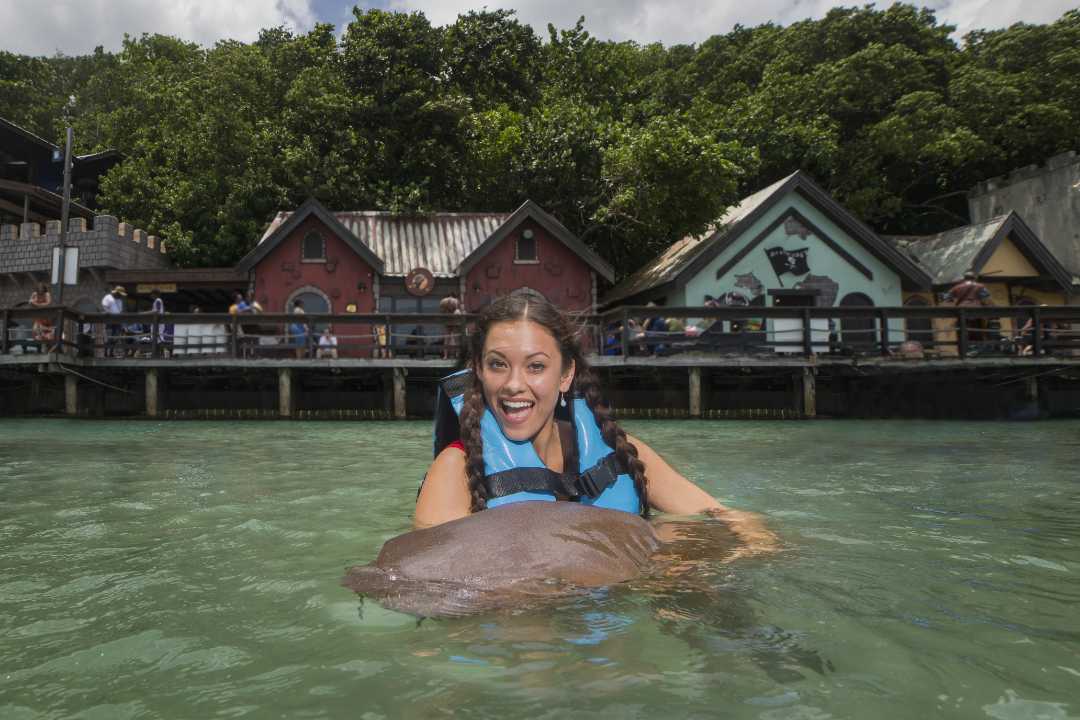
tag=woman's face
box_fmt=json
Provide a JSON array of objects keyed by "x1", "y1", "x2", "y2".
[{"x1": 478, "y1": 319, "x2": 575, "y2": 442}]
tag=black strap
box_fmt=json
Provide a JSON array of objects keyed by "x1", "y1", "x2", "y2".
[
  {"x1": 440, "y1": 371, "x2": 472, "y2": 400},
  {"x1": 481, "y1": 453, "x2": 626, "y2": 501}
]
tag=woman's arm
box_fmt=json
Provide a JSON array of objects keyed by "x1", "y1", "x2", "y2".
[
  {"x1": 414, "y1": 447, "x2": 472, "y2": 528},
  {"x1": 627, "y1": 433, "x2": 779, "y2": 556}
]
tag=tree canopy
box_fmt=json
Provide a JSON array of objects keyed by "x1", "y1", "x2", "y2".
[{"x1": 3, "y1": 5, "x2": 1078, "y2": 274}]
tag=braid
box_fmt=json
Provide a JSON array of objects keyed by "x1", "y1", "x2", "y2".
[
  {"x1": 459, "y1": 377, "x2": 489, "y2": 513},
  {"x1": 575, "y1": 366, "x2": 650, "y2": 518}
]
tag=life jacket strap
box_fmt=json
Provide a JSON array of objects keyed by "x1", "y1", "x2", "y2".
[{"x1": 481, "y1": 453, "x2": 627, "y2": 501}]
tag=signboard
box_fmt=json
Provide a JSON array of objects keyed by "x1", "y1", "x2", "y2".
[
  {"x1": 136, "y1": 283, "x2": 178, "y2": 294},
  {"x1": 405, "y1": 267, "x2": 435, "y2": 296},
  {"x1": 50, "y1": 247, "x2": 79, "y2": 285}
]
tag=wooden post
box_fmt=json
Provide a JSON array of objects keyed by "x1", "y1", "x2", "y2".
[
  {"x1": 1025, "y1": 375, "x2": 1039, "y2": 403},
  {"x1": 230, "y1": 314, "x2": 239, "y2": 358},
  {"x1": 65, "y1": 373, "x2": 78, "y2": 416},
  {"x1": 688, "y1": 367, "x2": 702, "y2": 418},
  {"x1": 145, "y1": 368, "x2": 160, "y2": 418},
  {"x1": 801, "y1": 367, "x2": 816, "y2": 418},
  {"x1": 801, "y1": 308, "x2": 813, "y2": 357},
  {"x1": 620, "y1": 307, "x2": 631, "y2": 358},
  {"x1": 957, "y1": 309, "x2": 968, "y2": 358},
  {"x1": 1033, "y1": 306, "x2": 1043, "y2": 357},
  {"x1": 878, "y1": 309, "x2": 890, "y2": 356},
  {"x1": 55, "y1": 307, "x2": 65, "y2": 353},
  {"x1": 393, "y1": 367, "x2": 407, "y2": 419},
  {"x1": 1, "y1": 309, "x2": 9, "y2": 354},
  {"x1": 278, "y1": 368, "x2": 293, "y2": 418},
  {"x1": 151, "y1": 315, "x2": 160, "y2": 359}
]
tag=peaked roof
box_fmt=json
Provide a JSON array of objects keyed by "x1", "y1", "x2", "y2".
[
  {"x1": 887, "y1": 212, "x2": 1073, "y2": 290},
  {"x1": 238, "y1": 197, "x2": 385, "y2": 274},
  {"x1": 458, "y1": 200, "x2": 614, "y2": 282},
  {"x1": 602, "y1": 171, "x2": 931, "y2": 306},
  {"x1": 250, "y1": 199, "x2": 612, "y2": 281}
]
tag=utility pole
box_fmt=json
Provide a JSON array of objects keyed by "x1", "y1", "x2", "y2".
[{"x1": 55, "y1": 127, "x2": 73, "y2": 304}]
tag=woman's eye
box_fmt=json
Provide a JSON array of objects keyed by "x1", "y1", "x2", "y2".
[
  {"x1": 487, "y1": 359, "x2": 507, "y2": 370},
  {"x1": 528, "y1": 363, "x2": 546, "y2": 372}
]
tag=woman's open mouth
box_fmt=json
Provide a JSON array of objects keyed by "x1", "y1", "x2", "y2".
[{"x1": 499, "y1": 399, "x2": 535, "y2": 425}]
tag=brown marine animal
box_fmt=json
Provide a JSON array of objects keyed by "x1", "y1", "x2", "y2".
[{"x1": 342, "y1": 502, "x2": 662, "y2": 617}]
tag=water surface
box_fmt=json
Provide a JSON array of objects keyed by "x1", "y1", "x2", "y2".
[{"x1": 1, "y1": 419, "x2": 1078, "y2": 719}]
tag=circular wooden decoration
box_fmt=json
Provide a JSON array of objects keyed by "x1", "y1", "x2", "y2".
[{"x1": 405, "y1": 267, "x2": 435, "y2": 296}]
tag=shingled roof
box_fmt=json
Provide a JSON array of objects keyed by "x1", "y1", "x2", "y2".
[{"x1": 886, "y1": 212, "x2": 1072, "y2": 290}]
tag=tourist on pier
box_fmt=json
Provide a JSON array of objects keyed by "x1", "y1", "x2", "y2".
[
  {"x1": 289, "y1": 299, "x2": 308, "y2": 359},
  {"x1": 228, "y1": 292, "x2": 250, "y2": 315},
  {"x1": 1017, "y1": 305, "x2": 1054, "y2": 356},
  {"x1": 317, "y1": 325, "x2": 339, "y2": 359},
  {"x1": 244, "y1": 290, "x2": 263, "y2": 314},
  {"x1": 440, "y1": 294, "x2": 462, "y2": 359},
  {"x1": 101, "y1": 285, "x2": 127, "y2": 357},
  {"x1": 147, "y1": 290, "x2": 167, "y2": 348},
  {"x1": 944, "y1": 271, "x2": 993, "y2": 348},
  {"x1": 414, "y1": 292, "x2": 778, "y2": 557},
  {"x1": 29, "y1": 282, "x2": 54, "y2": 347}
]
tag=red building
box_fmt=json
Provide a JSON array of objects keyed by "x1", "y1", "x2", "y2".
[{"x1": 236, "y1": 198, "x2": 613, "y2": 355}]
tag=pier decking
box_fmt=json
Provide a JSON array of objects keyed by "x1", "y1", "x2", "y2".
[{"x1": 3, "y1": 306, "x2": 1079, "y2": 419}]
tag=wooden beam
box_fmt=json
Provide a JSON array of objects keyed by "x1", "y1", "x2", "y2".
[
  {"x1": 65, "y1": 374, "x2": 78, "y2": 416},
  {"x1": 393, "y1": 367, "x2": 407, "y2": 419},
  {"x1": 278, "y1": 367, "x2": 293, "y2": 418},
  {"x1": 0, "y1": 196, "x2": 50, "y2": 224},
  {"x1": 688, "y1": 367, "x2": 702, "y2": 418}
]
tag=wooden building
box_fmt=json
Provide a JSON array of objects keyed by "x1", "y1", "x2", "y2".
[
  {"x1": 235, "y1": 198, "x2": 614, "y2": 356},
  {"x1": 889, "y1": 212, "x2": 1074, "y2": 352},
  {"x1": 244, "y1": 198, "x2": 612, "y2": 316},
  {"x1": 602, "y1": 171, "x2": 931, "y2": 352},
  {"x1": 0, "y1": 116, "x2": 120, "y2": 224}
]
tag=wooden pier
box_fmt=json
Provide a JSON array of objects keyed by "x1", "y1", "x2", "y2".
[{"x1": 3, "y1": 306, "x2": 1079, "y2": 420}]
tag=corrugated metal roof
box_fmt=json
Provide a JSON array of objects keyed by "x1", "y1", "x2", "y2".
[
  {"x1": 603, "y1": 172, "x2": 797, "y2": 304},
  {"x1": 260, "y1": 211, "x2": 511, "y2": 277},
  {"x1": 886, "y1": 216, "x2": 1009, "y2": 285}
]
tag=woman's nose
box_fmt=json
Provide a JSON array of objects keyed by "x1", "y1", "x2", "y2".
[{"x1": 504, "y1": 365, "x2": 527, "y2": 392}]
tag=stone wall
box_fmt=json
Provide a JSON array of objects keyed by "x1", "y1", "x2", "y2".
[
  {"x1": 0, "y1": 215, "x2": 172, "y2": 309},
  {"x1": 969, "y1": 151, "x2": 1080, "y2": 281}
]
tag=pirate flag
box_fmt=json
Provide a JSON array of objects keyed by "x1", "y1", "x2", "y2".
[{"x1": 765, "y1": 247, "x2": 810, "y2": 287}]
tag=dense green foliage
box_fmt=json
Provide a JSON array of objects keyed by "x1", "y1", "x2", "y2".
[{"x1": 3, "y1": 5, "x2": 1078, "y2": 272}]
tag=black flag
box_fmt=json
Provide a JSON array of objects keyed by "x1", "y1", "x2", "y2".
[{"x1": 765, "y1": 247, "x2": 810, "y2": 278}]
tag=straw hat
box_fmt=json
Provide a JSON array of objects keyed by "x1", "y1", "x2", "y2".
[{"x1": 112, "y1": 286, "x2": 127, "y2": 296}]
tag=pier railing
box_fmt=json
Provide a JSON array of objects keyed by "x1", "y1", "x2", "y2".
[{"x1": 2, "y1": 305, "x2": 1079, "y2": 361}]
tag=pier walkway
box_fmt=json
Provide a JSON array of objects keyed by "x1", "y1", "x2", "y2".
[{"x1": 3, "y1": 305, "x2": 1079, "y2": 419}]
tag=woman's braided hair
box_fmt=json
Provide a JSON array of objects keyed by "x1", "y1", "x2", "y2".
[{"x1": 458, "y1": 292, "x2": 650, "y2": 516}]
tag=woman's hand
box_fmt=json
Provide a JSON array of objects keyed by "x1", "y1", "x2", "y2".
[{"x1": 629, "y1": 434, "x2": 780, "y2": 558}]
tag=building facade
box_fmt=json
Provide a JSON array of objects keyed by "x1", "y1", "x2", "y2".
[{"x1": 968, "y1": 151, "x2": 1080, "y2": 288}]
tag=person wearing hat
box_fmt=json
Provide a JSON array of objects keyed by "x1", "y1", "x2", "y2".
[
  {"x1": 943, "y1": 270, "x2": 993, "y2": 349},
  {"x1": 101, "y1": 286, "x2": 127, "y2": 357}
]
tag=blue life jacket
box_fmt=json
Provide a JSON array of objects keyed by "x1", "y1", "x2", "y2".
[{"x1": 431, "y1": 369, "x2": 642, "y2": 515}]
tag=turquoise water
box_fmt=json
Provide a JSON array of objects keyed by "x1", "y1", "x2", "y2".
[{"x1": 1, "y1": 419, "x2": 1079, "y2": 719}]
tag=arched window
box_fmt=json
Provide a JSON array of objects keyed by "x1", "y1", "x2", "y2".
[
  {"x1": 286, "y1": 286, "x2": 331, "y2": 334},
  {"x1": 515, "y1": 229, "x2": 538, "y2": 263},
  {"x1": 904, "y1": 296, "x2": 934, "y2": 347},
  {"x1": 302, "y1": 231, "x2": 325, "y2": 262},
  {"x1": 839, "y1": 292, "x2": 875, "y2": 351}
]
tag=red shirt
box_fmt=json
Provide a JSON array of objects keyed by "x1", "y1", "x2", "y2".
[{"x1": 447, "y1": 440, "x2": 465, "y2": 452}]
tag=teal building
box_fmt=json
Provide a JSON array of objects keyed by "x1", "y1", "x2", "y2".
[{"x1": 602, "y1": 171, "x2": 931, "y2": 350}]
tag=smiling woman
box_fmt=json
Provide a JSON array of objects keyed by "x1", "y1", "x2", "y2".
[{"x1": 414, "y1": 292, "x2": 777, "y2": 555}]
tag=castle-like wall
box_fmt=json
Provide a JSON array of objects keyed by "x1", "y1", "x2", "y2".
[
  {"x1": 0, "y1": 216, "x2": 172, "y2": 309},
  {"x1": 0, "y1": 216, "x2": 170, "y2": 274},
  {"x1": 969, "y1": 151, "x2": 1080, "y2": 281}
]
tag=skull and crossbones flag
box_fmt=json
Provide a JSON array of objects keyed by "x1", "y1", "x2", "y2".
[{"x1": 765, "y1": 247, "x2": 810, "y2": 286}]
